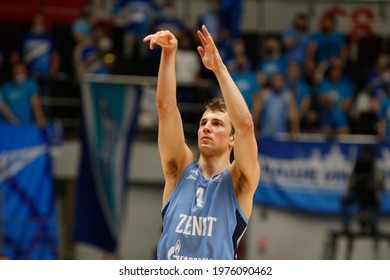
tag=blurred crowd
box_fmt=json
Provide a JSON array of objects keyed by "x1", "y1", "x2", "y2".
[{"x1": 0, "y1": 0, "x2": 390, "y2": 141}]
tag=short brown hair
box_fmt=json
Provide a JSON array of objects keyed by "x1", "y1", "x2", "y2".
[{"x1": 204, "y1": 97, "x2": 235, "y2": 135}]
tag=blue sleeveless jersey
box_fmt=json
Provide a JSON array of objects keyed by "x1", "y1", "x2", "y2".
[{"x1": 157, "y1": 161, "x2": 248, "y2": 260}]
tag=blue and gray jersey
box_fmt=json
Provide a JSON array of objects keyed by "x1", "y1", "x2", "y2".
[{"x1": 157, "y1": 161, "x2": 248, "y2": 260}]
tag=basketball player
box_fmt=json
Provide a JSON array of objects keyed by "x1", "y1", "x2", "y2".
[{"x1": 143, "y1": 25, "x2": 260, "y2": 260}]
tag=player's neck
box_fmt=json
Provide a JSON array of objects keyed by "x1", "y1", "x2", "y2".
[{"x1": 198, "y1": 153, "x2": 231, "y2": 179}]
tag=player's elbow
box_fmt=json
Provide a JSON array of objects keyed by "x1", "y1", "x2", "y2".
[
  {"x1": 156, "y1": 98, "x2": 177, "y2": 119},
  {"x1": 156, "y1": 98, "x2": 169, "y2": 113},
  {"x1": 237, "y1": 117, "x2": 255, "y2": 134}
]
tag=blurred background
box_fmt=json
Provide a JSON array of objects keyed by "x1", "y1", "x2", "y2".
[{"x1": 1, "y1": 0, "x2": 390, "y2": 260}]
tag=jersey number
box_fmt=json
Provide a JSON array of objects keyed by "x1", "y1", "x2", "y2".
[{"x1": 196, "y1": 187, "x2": 205, "y2": 207}]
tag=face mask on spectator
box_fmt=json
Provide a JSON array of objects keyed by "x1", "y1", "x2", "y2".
[
  {"x1": 237, "y1": 63, "x2": 247, "y2": 73},
  {"x1": 264, "y1": 47, "x2": 277, "y2": 57},
  {"x1": 233, "y1": 44, "x2": 245, "y2": 55},
  {"x1": 98, "y1": 38, "x2": 112, "y2": 51},
  {"x1": 287, "y1": 72, "x2": 300, "y2": 82},
  {"x1": 14, "y1": 74, "x2": 26, "y2": 85},
  {"x1": 32, "y1": 25, "x2": 45, "y2": 34}
]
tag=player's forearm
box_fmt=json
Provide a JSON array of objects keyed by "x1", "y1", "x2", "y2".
[
  {"x1": 213, "y1": 64, "x2": 254, "y2": 130},
  {"x1": 156, "y1": 49, "x2": 177, "y2": 112}
]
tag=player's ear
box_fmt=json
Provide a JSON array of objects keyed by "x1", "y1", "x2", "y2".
[{"x1": 229, "y1": 135, "x2": 234, "y2": 148}]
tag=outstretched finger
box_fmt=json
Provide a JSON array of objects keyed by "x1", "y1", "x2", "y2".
[
  {"x1": 143, "y1": 34, "x2": 153, "y2": 42},
  {"x1": 202, "y1": 25, "x2": 215, "y2": 46},
  {"x1": 143, "y1": 34, "x2": 158, "y2": 49},
  {"x1": 197, "y1": 30, "x2": 207, "y2": 48}
]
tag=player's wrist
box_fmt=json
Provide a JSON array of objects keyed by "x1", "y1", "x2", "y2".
[
  {"x1": 212, "y1": 61, "x2": 228, "y2": 76},
  {"x1": 162, "y1": 47, "x2": 177, "y2": 56}
]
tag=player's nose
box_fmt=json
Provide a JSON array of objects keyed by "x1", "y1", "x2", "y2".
[{"x1": 203, "y1": 121, "x2": 212, "y2": 132}]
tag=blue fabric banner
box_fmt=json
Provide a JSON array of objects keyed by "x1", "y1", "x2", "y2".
[
  {"x1": 0, "y1": 122, "x2": 57, "y2": 259},
  {"x1": 74, "y1": 78, "x2": 141, "y2": 252},
  {"x1": 254, "y1": 137, "x2": 390, "y2": 214}
]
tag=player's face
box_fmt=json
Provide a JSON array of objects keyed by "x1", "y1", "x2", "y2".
[{"x1": 198, "y1": 110, "x2": 233, "y2": 154}]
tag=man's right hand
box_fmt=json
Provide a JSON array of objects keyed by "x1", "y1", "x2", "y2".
[{"x1": 143, "y1": 30, "x2": 178, "y2": 51}]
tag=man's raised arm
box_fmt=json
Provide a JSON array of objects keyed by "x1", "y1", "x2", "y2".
[
  {"x1": 197, "y1": 25, "x2": 260, "y2": 215},
  {"x1": 144, "y1": 31, "x2": 194, "y2": 204}
]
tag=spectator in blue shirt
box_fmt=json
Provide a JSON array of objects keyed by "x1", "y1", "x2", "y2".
[
  {"x1": 72, "y1": 1, "x2": 95, "y2": 44},
  {"x1": 12, "y1": 14, "x2": 60, "y2": 98},
  {"x1": 216, "y1": 30, "x2": 234, "y2": 67},
  {"x1": 318, "y1": 62, "x2": 353, "y2": 110},
  {"x1": 0, "y1": 63, "x2": 46, "y2": 126},
  {"x1": 113, "y1": 0, "x2": 158, "y2": 59},
  {"x1": 252, "y1": 73, "x2": 299, "y2": 139},
  {"x1": 257, "y1": 37, "x2": 286, "y2": 86},
  {"x1": 220, "y1": 0, "x2": 242, "y2": 38},
  {"x1": 79, "y1": 25, "x2": 114, "y2": 75},
  {"x1": 14, "y1": 14, "x2": 60, "y2": 78},
  {"x1": 306, "y1": 14, "x2": 348, "y2": 80},
  {"x1": 112, "y1": 0, "x2": 158, "y2": 59},
  {"x1": 72, "y1": 2, "x2": 96, "y2": 82},
  {"x1": 153, "y1": 1, "x2": 187, "y2": 37},
  {"x1": 282, "y1": 13, "x2": 311, "y2": 68},
  {"x1": 285, "y1": 61, "x2": 311, "y2": 112},
  {"x1": 317, "y1": 60, "x2": 352, "y2": 135},
  {"x1": 198, "y1": 0, "x2": 222, "y2": 39},
  {"x1": 285, "y1": 60, "x2": 318, "y2": 132},
  {"x1": 231, "y1": 53, "x2": 260, "y2": 111}
]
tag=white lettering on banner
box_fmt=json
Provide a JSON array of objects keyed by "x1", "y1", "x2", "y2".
[
  {"x1": 175, "y1": 214, "x2": 217, "y2": 237},
  {"x1": 260, "y1": 144, "x2": 390, "y2": 191},
  {"x1": 0, "y1": 145, "x2": 47, "y2": 182}
]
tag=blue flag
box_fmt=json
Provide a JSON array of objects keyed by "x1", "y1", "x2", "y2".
[
  {"x1": 254, "y1": 137, "x2": 390, "y2": 213},
  {"x1": 0, "y1": 122, "x2": 57, "y2": 259},
  {"x1": 74, "y1": 77, "x2": 141, "y2": 252}
]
